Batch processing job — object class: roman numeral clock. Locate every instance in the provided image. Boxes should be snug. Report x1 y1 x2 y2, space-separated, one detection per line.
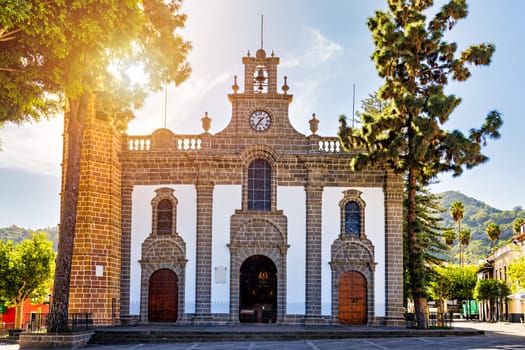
249 110 272 131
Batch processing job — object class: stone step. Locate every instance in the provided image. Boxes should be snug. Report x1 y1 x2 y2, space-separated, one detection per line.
88 327 484 345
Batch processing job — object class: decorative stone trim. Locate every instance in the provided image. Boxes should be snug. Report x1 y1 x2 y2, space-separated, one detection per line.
338 189 366 239
229 212 288 323
150 187 179 236
330 236 376 325
139 234 187 322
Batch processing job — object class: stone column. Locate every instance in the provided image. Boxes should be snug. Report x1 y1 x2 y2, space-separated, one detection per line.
119 184 133 320
304 183 323 322
383 171 405 325
193 181 214 323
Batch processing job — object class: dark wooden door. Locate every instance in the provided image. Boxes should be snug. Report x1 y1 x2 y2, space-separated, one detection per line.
148 269 178 322
339 271 367 324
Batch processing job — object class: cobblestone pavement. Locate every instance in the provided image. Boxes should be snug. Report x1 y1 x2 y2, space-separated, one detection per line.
1 321 524 350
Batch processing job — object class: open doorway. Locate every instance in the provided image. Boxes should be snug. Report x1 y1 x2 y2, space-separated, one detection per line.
239 255 277 323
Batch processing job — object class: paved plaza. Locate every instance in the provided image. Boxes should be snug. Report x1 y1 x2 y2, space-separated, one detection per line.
1 321 524 350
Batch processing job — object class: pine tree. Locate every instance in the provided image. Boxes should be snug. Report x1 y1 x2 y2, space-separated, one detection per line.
339 0 502 328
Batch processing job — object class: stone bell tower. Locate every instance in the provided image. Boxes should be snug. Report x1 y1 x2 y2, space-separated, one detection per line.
62 95 123 325
224 45 294 137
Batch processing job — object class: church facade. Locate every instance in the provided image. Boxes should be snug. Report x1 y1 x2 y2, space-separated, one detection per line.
64 47 404 326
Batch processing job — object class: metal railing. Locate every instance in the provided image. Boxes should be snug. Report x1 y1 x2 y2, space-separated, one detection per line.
27 313 48 332
70 313 93 332
18 312 93 333
406 311 454 328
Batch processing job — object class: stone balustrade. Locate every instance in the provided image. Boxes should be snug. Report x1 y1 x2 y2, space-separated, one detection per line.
128 136 151 151
318 138 341 153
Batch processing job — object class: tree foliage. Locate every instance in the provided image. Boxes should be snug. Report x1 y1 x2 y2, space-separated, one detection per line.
485 222 501 248
339 0 502 328
507 256 525 293
428 264 477 323
0 233 55 329
459 229 471 246
0 0 62 124
443 229 455 246
450 201 465 232
513 218 525 235
403 184 448 305
429 264 477 301
474 278 510 322
1 0 191 332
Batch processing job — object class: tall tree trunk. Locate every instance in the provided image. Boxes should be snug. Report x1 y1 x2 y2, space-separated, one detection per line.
14 301 23 329
47 94 89 333
407 167 428 328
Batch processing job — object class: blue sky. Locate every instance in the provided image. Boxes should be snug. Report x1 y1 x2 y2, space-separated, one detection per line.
1 0 524 229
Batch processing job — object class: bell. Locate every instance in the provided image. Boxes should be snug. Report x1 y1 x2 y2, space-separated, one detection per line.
255 68 265 83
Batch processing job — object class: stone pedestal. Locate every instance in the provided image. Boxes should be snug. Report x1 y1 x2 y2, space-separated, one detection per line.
19 331 94 349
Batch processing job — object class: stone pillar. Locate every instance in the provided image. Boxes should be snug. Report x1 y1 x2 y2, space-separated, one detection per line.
383 171 405 325
119 184 133 321
67 95 123 325
193 181 214 323
304 183 323 322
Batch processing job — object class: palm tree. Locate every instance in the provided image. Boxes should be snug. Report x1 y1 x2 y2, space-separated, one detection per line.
443 229 456 247
443 229 456 263
512 218 525 236
450 201 465 266
485 222 501 250
459 229 471 266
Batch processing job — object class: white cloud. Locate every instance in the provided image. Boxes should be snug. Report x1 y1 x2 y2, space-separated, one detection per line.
0 117 63 176
282 27 343 69
127 71 232 135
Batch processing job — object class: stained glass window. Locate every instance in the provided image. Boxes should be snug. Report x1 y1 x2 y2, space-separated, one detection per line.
344 201 360 235
248 159 271 211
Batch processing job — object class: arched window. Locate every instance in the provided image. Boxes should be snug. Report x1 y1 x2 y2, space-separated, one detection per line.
157 199 173 235
344 201 361 235
339 190 365 238
248 159 271 211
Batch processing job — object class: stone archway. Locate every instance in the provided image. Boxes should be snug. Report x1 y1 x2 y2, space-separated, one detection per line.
239 255 277 323
330 237 375 324
148 269 178 322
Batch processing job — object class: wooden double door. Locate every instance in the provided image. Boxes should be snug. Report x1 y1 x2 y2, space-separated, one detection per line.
148 269 178 322
338 271 367 324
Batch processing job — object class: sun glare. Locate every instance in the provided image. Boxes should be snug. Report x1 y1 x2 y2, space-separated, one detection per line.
108 61 149 86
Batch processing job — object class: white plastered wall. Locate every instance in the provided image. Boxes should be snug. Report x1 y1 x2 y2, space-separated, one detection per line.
277 186 306 314
129 185 197 315
211 185 242 313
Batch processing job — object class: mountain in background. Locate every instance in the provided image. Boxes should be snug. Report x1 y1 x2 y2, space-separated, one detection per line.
437 191 524 264
0 191 523 265
0 225 58 251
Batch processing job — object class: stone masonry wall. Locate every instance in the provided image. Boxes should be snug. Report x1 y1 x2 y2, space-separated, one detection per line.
67 97 122 325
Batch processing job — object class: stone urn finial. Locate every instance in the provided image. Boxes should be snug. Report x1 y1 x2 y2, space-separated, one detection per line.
201 112 212 133
282 76 289 95
309 113 319 135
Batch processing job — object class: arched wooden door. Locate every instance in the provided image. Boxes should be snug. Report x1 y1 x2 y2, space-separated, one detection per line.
339 271 367 324
148 269 178 322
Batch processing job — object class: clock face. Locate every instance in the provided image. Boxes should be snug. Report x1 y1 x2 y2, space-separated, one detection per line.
249 110 272 131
